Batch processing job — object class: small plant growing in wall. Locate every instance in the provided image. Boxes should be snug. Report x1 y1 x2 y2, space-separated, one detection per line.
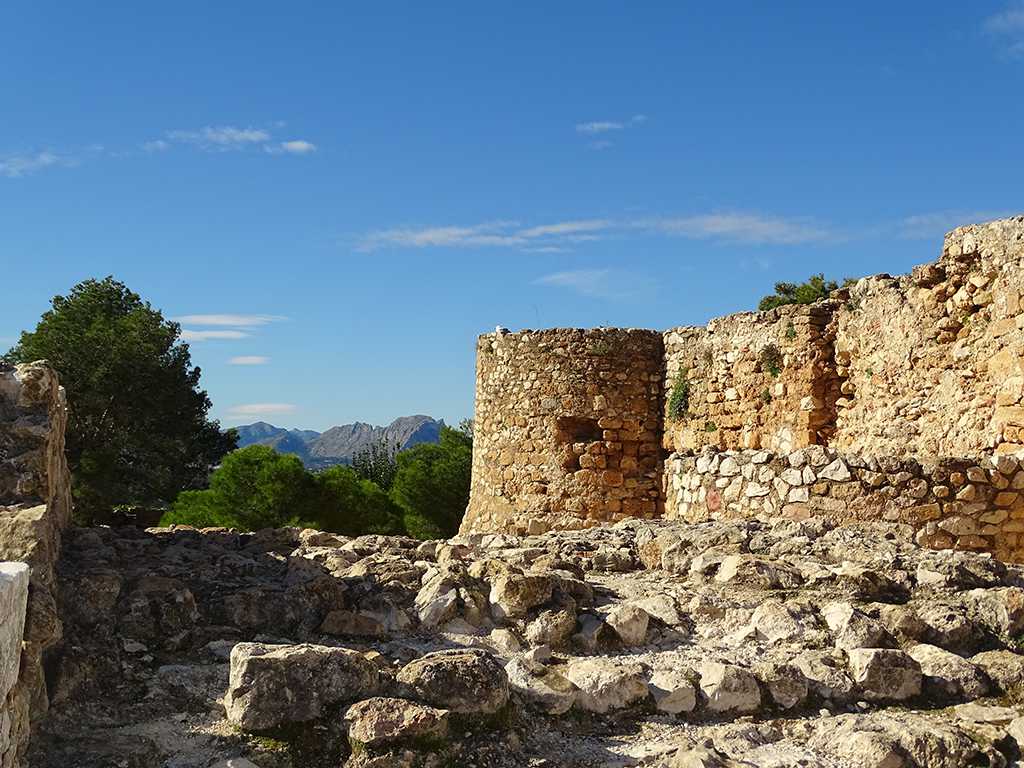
704 420 718 432
760 387 772 405
668 368 690 420
784 321 796 341
759 343 783 378
587 339 613 356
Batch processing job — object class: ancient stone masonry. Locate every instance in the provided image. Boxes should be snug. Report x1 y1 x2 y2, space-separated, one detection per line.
0 362 71 768
665 446 1024 562
663 302 841 455
834 216 1024 458
464 215 1024 550
461 328 664 535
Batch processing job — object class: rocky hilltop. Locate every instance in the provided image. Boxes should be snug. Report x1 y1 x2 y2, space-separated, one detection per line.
27 516 1024 767
235 415 443 468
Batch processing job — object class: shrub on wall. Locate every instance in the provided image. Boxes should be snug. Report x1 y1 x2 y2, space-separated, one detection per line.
667 369 690 420
757 273 854 311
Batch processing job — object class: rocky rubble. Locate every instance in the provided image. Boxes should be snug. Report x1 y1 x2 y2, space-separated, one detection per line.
27 515 1024 767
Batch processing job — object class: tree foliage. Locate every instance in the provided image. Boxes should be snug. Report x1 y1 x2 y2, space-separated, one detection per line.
757 273 854 312
390 426 472 539
160 445 404 535
4 277 236 522
351 437 399 491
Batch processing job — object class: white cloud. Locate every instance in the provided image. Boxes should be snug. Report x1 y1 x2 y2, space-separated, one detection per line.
143 139 170 153
360 212 837 251
0 151 63 178
180 329 251 341
518 219 612 238
984 2 1024 57
227 403 298 417
534 269 653 299
174 314 285 327
589 140 614 151
630 114 648 124
279 140 317 154
167 125 271 150
229 356 270 365
650 213 833 245
576 121 624 134
897 210 1013 240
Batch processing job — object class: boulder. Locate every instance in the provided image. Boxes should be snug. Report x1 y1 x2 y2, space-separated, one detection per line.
821 602 890 650
224 643 379 731
755 661 808 710
750 600 816 643
563 657 649 713
504 657 578 714
847 649 921 701
489 574 553 620
525 607 577 648
970 649 1024 697
396 649 509 715
647 668 697 714
604 604 650 646
344 697 449 750
793 650 855 702
319 610 386 637
907 644 989 700
698 662 761 714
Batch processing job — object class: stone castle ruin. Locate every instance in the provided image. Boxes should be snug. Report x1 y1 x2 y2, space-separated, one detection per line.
463 215 1024 563
3 215 1024 767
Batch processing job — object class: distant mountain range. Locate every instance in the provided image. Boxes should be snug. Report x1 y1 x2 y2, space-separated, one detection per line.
234 415 444 469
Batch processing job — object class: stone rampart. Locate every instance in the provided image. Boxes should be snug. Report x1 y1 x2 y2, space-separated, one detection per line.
460 328 663 535
833 216 1024 458
0 362 71 768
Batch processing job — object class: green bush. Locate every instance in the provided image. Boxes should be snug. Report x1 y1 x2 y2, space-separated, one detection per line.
667 369 690 421
758 273 855 312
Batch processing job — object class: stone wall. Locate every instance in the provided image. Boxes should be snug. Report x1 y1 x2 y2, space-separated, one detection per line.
0 362 71 768
664 447 1024 562
663 302 840 455
460 328 664 535
833 216 1024 459
0 563 29 768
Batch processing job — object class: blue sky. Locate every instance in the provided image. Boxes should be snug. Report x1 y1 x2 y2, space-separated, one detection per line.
2 2 1022 431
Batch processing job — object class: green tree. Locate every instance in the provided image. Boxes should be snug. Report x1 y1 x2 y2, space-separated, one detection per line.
390 426 472 539
4 277 236 523
351 437 399 491
161 445 405 535
315 465 404 535
757 273 855 311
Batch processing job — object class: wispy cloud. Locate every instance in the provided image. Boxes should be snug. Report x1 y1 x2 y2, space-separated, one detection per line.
534 269 654 299
359 211 835 251
227 403 298 417
648 213 834 245
897 210 1014 239
279 140 317 155
229 356 270 365
984 2 1024 57
174 314 286 327
180 329 251 342
166 126 271 150
576 121 624 134
0 151 65 178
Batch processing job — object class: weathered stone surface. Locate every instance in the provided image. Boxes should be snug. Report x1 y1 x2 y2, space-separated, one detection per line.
344 697 448 750
698 662 760 713
488 574 553 620
563 657 649 713
604 604 649 646
908 644 989 700
647 668 697 714
396 649 509 715
224 643 379 730
847 649 921 701
504 657 577 715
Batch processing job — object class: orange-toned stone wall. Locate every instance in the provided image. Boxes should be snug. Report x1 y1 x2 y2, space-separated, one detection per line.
662 303 841 455
460 328 663 535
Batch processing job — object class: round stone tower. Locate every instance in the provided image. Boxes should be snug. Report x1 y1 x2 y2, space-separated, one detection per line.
460 327 665 535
